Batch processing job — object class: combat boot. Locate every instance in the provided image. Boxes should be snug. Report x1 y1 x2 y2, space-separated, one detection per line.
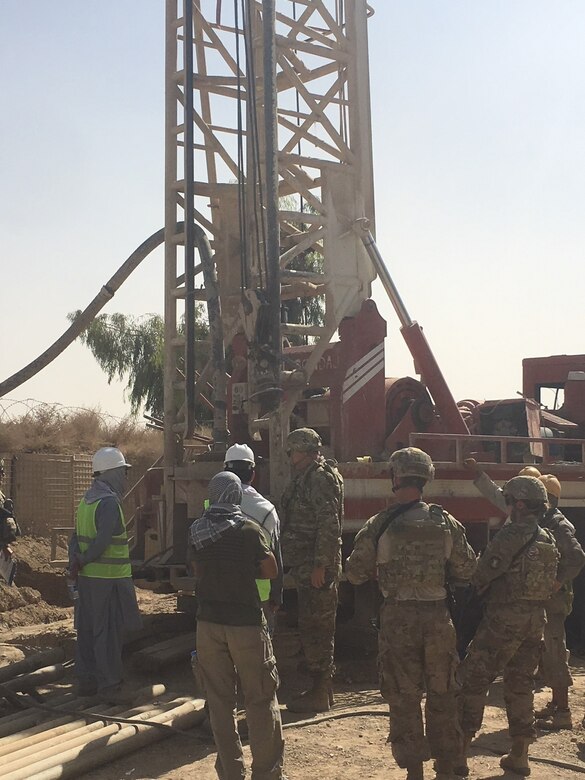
499 737 532 776
405 763 424 780
286 672 331 713
537 707 572 731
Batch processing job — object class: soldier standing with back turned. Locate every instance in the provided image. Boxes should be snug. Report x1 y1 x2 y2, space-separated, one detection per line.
280 428 343 713
346 447 477 780
457 476 559 777
465 460 585 731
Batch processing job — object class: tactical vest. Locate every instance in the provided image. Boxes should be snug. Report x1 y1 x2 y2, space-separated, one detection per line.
489 527 558 602
76 499 131 579
376 504 450 598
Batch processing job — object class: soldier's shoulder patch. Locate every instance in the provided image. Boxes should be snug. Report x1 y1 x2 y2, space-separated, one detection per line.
526 545 539 560
489 556 502 569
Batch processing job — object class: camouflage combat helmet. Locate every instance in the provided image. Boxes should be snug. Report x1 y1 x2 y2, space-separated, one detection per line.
287 427 322 452
389 447 435 482
503 475 547 503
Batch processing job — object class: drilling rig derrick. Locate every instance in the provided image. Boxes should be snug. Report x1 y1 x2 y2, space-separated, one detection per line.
163 0 377 552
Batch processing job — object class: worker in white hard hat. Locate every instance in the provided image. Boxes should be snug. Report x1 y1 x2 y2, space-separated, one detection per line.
68 447 142 703
224 444 283 636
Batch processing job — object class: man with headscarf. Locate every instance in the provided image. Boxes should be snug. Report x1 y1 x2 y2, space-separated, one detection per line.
224 443 283 636
68 447 142 702
190 471 285 780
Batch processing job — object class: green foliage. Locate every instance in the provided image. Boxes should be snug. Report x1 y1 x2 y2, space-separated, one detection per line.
279 195 325 345
284 248 325 345
68 310 210 418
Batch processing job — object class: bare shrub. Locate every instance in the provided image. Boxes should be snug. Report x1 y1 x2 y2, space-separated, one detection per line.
0 404 162 462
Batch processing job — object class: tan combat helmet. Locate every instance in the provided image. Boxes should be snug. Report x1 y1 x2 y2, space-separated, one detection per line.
287 428 322 453
503 475 547 503
539 474 561 499
389 447 435 483
518 465 542 478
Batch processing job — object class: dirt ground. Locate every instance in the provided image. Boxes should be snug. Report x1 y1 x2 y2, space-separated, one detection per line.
3 539 585 779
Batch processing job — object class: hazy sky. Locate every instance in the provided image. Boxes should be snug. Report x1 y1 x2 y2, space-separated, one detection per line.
2 1 585 421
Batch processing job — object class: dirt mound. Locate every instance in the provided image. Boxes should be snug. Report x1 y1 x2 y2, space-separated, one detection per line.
0 537 72 628
12 536 69 606
0 582 71 628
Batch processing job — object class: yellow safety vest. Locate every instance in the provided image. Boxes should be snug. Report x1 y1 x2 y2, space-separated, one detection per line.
76 498 131 579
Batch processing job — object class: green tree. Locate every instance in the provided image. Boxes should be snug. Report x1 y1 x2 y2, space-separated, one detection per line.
68 310 210 418
279 196 325 345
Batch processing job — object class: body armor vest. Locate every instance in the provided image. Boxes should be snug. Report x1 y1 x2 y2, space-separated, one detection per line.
376 504 450 599
489 527 558 602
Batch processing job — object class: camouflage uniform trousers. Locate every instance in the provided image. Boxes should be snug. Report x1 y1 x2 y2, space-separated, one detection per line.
458 601 546 739
378 599 461 768
541 601 573 688
291 567 338 676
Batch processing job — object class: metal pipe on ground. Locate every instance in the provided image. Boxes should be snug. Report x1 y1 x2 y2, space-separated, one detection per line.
2 664 65 693
0 695 101 739
0 685 171 757
6 698 206 780
1 701 176 777
0 694 186 771
0 649 65 684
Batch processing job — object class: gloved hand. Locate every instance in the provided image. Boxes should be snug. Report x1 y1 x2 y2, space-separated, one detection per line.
464 458 481 478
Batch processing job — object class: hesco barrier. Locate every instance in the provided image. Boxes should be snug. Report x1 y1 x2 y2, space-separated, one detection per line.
0 453 93 536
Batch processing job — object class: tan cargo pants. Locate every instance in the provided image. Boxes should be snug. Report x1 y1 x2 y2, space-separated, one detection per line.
196 620 285 780
378 599 461 767
458 601 545 739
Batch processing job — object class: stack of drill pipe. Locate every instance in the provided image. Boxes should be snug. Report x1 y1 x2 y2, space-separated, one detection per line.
0 684 167 748
0 694 101 738
133 632 195 672
0 648 65 684
1 695 206 780
1 664 65 694
0 689 176 771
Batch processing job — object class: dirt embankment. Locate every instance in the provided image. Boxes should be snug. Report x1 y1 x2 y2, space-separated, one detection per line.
0 536 72 629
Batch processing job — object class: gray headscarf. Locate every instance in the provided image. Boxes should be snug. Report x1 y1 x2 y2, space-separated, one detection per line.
208 470 243 507
189 471 246 550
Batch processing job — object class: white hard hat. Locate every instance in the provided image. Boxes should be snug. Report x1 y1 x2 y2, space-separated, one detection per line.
224 444 255 466
92 447 131 475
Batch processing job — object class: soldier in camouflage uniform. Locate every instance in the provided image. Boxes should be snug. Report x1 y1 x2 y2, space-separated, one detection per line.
346 447 477 780
280 428 343 713
457 476 559 777
465 461 585 731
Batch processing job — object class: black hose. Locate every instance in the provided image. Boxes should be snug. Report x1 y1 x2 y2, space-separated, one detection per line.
282 708 585 774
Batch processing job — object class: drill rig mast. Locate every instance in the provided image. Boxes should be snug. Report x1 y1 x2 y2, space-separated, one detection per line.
163 0 377 545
